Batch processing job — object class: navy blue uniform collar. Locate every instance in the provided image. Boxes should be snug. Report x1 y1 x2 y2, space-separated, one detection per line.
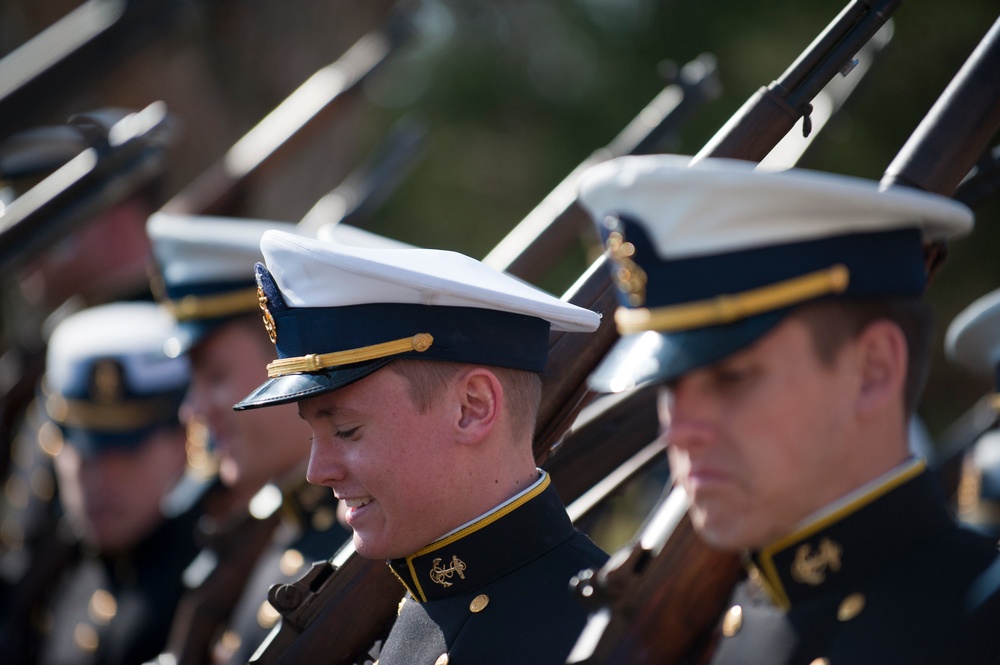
386 474 576 602
746 459 953 609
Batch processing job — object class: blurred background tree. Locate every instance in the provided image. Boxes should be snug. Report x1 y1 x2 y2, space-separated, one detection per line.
2 0 998 439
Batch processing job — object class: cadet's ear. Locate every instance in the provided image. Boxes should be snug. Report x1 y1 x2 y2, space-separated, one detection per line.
854 319 908 417
454 368 503 444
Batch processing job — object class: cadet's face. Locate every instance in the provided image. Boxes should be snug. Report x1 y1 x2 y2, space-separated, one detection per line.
659 317 859 551
54 427 187 555
182 321 311 495
301 367 457 560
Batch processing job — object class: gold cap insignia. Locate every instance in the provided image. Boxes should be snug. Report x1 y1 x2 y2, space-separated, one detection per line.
429 555 467 588
257 285 277 344
791 537 842 586
89 360 125 404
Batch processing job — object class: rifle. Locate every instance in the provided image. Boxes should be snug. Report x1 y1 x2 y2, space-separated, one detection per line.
158 5 414 218
567 10 1000 665
953 144 1000 211
692 0 901 164
481 53 721 286
0 103 172 273
296 113 427 235
247 54 721 665
0 0 201 140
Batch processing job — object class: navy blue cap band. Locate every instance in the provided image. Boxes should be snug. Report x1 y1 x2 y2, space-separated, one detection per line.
611 220 927 311
271 303 551 373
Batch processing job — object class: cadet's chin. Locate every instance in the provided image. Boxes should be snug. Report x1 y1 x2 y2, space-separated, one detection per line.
688 504 748 553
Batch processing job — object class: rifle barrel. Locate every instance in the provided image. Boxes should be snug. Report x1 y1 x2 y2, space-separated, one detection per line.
694 0 902 163
881 15 1000 196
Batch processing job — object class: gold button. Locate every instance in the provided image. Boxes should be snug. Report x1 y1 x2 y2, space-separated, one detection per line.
722 605 742 636
74 623 99 652
469 594 489 613
88 589 117 624
397 597 407 616
435 655 449 665
837 592 865 622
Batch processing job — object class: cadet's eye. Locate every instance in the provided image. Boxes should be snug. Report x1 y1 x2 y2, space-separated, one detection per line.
335 426 361 440
712 363 755 388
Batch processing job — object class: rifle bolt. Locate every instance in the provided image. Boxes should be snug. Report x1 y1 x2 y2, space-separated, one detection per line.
270 583 305 611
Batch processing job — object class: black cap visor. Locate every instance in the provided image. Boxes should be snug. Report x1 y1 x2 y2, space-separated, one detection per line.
587 310 788 393
233 357 394 410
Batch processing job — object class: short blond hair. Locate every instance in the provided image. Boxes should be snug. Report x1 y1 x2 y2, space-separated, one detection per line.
388 359 542 440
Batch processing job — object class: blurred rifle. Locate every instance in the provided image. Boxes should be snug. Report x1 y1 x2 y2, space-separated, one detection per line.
878 13 1000 498
481 53 721 285
0 0 201 140
247 53 722 665
0 103 171 273
692 0 901 164
297 113 427 235
159 7 414 218
567 10 1000 665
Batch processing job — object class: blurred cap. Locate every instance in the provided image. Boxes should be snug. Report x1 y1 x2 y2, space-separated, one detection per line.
234 230 601 410
43 301 190 457
945 287 1000 390
577 154 973 393
147 213 301 355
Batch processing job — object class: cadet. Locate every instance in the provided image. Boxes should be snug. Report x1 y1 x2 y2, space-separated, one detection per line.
0 301 200 665
576 154 1000 663
233 230 609 665
945 287 1000 539
145 213 370 665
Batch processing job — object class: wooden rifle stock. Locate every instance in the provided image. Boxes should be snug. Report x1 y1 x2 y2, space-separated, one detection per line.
886 14 1000 498
248 55 721 665
567 10 1000 665
880 14 1000 278
881 16 1000 197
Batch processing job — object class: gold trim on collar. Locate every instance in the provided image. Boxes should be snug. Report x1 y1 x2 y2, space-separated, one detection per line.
615 264 850 335
163 287 260 322
404 473 551 602
753 458 926 610
266 333 434 378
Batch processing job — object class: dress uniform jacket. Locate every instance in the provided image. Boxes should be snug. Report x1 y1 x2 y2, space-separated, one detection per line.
707 459 1000 665
33 495 204 665
375 473 608 665
174 482 350 664
182 478 352 665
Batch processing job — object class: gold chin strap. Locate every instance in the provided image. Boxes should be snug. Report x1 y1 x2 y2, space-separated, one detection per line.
45 394 179 431
615 264 850 334
266 333 434 378
164 287 260 321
